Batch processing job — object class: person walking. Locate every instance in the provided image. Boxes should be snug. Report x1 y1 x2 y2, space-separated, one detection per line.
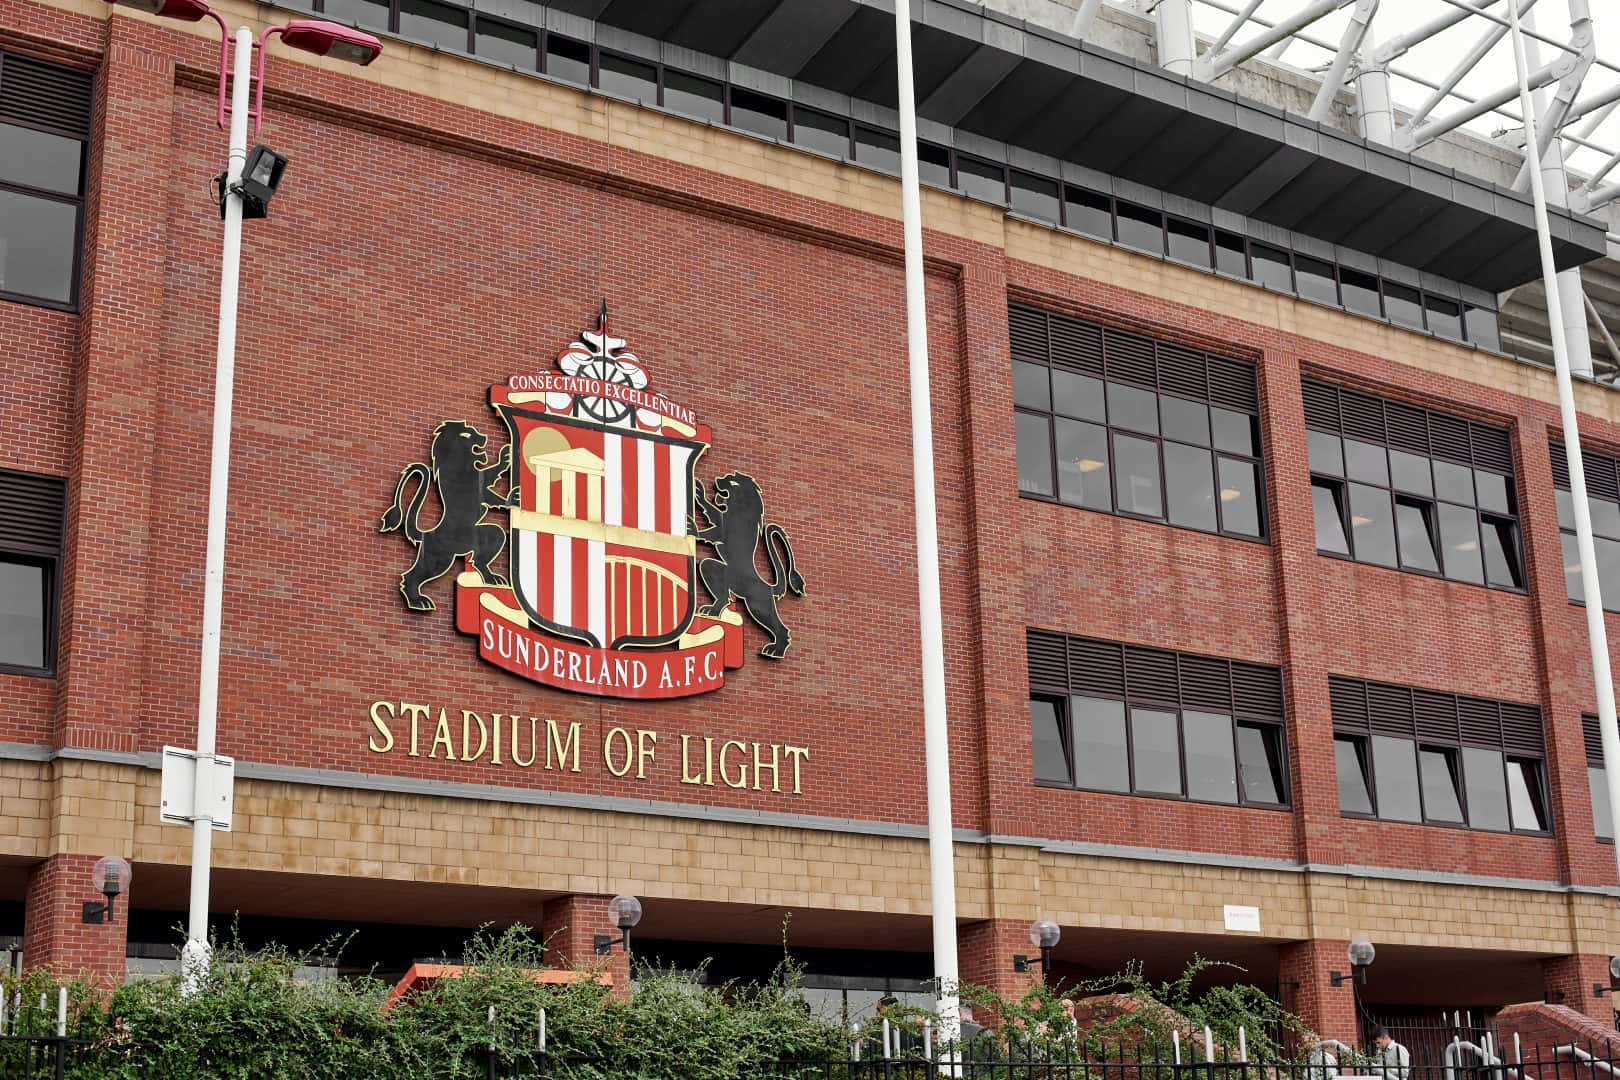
1372 1026 1411 1080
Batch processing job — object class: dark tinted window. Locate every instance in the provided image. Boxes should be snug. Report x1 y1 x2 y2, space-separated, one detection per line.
1012 305 1264 540
0 58 89 308
1065 187 1111 239
1071 695 1129 792
1167 219 1211 266
729 87 787 140
325 0 388 28
0 469 64 675
1115 201 1163 253
918 142 950 188
0 560 45 670
1011 172 1060 223
1250 244 1291 291
597 52 656 101
1331 676 1549 834
1465 305 1501 351
1027 630 1289 809
663 70 724 122
1385 281 1423 328
957 155 1004 202
1295 256 1337 304
1215 231 1246 276
792 107 849 157
544 33 591 84
1029 698 1071 784
1340 267 1381 317
854 127 900 173
475 18 537 68
1425 293 1463 339
1308 380 1523 589
399 0 468 50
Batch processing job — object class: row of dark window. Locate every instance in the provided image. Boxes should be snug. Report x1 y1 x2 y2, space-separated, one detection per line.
0 468 65 676
1026 630 1289 809
0 52 91 309
296 5 1500 349
1010 306 1265 540
1304 380 1525 590
1550 442 1620 614
1330 676 1549 834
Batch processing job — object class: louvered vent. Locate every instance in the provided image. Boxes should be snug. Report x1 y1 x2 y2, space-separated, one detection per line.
1427 413 1472 467
1207 356 1258 413
1155 342 1207 401
1231 662 1284 717
1499 704 1545 756
1026 629 1067 692
1329 676 1369 730
1124 645 1178 703
0 52 93 140
0 469 66 557
1008 305 1047 364
1551 441 1570 487
1177 654 1232 711
1338 390 1385 443
1384 401 1429 456
1048 316 1104 376
1586 714 1605 767
1470 424 1513 474
1412 690 1458 743
1104 329 1156 389
1587 453 1620 503
1300 380 1338 433
1068 637 1125 698
1457 697 1502 749
1367 682 1415 737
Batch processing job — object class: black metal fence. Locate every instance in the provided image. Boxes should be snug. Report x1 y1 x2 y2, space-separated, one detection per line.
0 1034 102 1080
483 1040 1620 1080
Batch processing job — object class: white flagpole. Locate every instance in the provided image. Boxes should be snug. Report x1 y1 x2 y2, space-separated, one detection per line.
891 0 962 1049
1507 0 1620 881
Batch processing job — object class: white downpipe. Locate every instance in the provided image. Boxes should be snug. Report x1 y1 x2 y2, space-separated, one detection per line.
181 24 252 994
891 0 961 1054
1523 7 1595 380
1510 0 1620 891
1155 0 1196 76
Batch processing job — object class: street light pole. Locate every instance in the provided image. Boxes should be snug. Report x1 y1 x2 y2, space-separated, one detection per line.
181 23 253 991
1507 0 1620 885
891 0 962 1051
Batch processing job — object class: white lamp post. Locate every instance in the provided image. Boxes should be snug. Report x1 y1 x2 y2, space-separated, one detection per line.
101 0 380 988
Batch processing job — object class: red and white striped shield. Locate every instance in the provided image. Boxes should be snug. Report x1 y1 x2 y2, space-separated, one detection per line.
495 403 708 650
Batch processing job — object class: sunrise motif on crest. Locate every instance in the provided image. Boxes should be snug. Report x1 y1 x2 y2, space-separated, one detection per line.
379 304 806 699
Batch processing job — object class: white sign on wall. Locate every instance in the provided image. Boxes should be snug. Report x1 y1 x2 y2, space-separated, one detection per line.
1223 904 1261 933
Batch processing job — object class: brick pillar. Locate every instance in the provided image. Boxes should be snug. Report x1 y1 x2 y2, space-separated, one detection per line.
1280 939 1358 1047
1542 954 1615 1023
959 918 1042 1021
22 854 128 989
541 894 629 996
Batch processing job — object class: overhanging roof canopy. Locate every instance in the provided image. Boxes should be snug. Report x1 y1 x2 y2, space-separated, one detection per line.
550 0 1608 294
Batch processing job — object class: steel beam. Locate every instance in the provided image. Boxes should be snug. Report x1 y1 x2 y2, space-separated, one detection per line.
1206 0 1264 58
1194 0 1352 82
1400 0 1540 135
1308 0 1377 123
1373 0 1504 65
1071 0 1104 40
1406 62 1560 149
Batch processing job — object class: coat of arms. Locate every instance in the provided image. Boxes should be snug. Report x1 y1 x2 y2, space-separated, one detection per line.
380 304 805 698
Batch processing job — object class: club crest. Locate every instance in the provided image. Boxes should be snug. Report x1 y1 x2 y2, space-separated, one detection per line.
379 304 806 698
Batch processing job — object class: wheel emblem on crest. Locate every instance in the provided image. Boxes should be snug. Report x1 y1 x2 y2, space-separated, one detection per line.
379 304 806 699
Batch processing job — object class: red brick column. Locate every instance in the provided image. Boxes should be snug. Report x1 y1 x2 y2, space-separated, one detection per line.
22 854 128 989
541 894 629 996
959 918 1042 1020
1279 939 1357 1047
1543 954 1615 1023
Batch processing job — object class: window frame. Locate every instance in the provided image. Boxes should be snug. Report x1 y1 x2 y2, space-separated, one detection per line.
1013 309 1268 543
1551 442 1620 613
0 469 66 678
1330 676 1551 836
1027 632 1290 812
1305 380 1525 592
1582 713 1614 843
0 57 92 313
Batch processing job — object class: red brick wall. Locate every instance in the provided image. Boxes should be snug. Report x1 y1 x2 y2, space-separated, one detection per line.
2 0 1620 894
21 854 128 988
541 894 628 995
1279 938 1358 1046
1497 996 1620 1054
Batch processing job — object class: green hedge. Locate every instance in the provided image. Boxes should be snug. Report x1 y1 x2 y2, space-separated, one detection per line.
0 928 1308 1079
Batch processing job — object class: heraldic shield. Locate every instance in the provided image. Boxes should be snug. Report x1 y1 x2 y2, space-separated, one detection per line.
495 403 706 650
382 304 804 699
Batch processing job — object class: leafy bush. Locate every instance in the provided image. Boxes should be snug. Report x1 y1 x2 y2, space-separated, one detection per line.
6 930 1311 1078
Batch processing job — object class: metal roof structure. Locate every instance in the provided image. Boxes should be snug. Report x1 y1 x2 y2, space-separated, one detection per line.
548 0 1606 297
